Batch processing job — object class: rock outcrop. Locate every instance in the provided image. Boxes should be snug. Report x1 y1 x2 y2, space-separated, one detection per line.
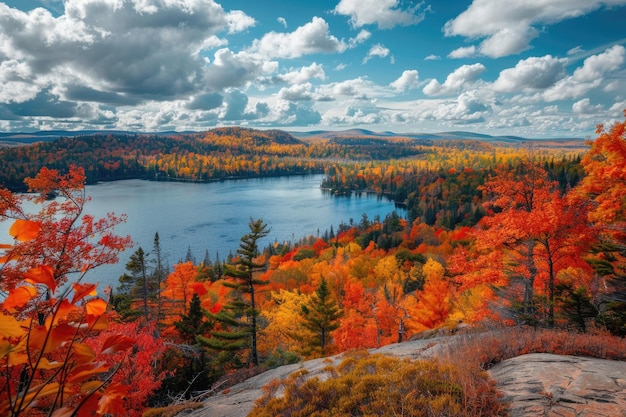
490 353 626 417
184 336 626 417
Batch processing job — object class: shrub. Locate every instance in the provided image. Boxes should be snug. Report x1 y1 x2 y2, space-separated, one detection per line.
249 350 504 417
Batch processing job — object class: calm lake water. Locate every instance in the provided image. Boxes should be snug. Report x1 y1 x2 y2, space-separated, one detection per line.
1 175 404 288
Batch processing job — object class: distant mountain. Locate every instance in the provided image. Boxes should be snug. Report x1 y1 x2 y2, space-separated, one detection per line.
289 129 585 144
0 127 585 147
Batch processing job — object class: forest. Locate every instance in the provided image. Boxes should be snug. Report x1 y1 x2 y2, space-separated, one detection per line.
0 114 625 416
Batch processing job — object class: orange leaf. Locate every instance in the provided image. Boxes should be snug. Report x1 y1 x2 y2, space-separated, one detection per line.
0 314 26 338
8 219 41 242
97 384 128 416
25 265 56 292
85 298 107 317
72 343 96 364
100 334 135 355
71 282 97 304
66 362 109 383
3 285 37 311
0 243 13 249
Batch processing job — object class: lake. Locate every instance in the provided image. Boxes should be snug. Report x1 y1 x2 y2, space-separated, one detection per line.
1 175 404 288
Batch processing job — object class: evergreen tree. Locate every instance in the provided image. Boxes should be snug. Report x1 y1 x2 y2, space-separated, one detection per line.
112 246 151 321
300 278 342 355
200 218 270 367
170 293 214 397
151 232 167 321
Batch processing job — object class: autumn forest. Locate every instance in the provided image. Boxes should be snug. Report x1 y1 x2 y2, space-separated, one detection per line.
1 115 625 416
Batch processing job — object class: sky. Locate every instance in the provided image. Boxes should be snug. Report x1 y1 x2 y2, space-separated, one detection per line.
0 1 625 138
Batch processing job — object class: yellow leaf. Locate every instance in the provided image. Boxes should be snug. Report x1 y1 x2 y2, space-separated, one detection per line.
8 219 41 242
0 313 26 338
85 298 107 317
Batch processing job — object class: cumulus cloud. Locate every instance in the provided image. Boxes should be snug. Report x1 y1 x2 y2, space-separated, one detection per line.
204 48 274 91
493 55 566 92
572 98 603 114
276 63 326 84
221 89 267 120
277 17 287 28
423 63 486 96
322 77 381 99
273 100 322 126
543 45 625 101
186 92 223 110
389 70 419 92
0 0 256 109
363 44 390 64
248 17 349 59
277 83 315 101
333 0 428 29
444 0 626 57
448 46 477 59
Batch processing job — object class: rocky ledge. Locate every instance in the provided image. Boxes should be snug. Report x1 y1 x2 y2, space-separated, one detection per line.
183 336 626 417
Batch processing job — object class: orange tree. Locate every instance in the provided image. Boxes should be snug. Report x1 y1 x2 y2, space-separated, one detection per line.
579 112 626 334
0 166 136 416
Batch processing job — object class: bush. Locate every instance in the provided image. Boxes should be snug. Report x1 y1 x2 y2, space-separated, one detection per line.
249 350 504 417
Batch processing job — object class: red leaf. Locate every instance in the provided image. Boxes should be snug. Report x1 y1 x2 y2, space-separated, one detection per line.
100 334 135 355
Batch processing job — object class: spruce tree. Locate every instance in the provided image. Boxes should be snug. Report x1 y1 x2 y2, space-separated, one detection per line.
301 277 342 355
200 218 270 367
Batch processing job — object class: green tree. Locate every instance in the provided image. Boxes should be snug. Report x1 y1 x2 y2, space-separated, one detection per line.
201 218 270 367
113 247 151 321
151 232 167 321
301 278 342 355
172 293 213 395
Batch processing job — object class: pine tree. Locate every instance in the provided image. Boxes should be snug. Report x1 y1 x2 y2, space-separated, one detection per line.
151 232 167 321
112 247 151 321
200 218 270 367
301 278 342 355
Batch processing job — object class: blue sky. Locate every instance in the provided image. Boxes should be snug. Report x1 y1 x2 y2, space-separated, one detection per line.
1 0 625 138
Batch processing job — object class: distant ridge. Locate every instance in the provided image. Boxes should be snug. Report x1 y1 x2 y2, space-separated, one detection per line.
0 127 585 145
289 129 585 143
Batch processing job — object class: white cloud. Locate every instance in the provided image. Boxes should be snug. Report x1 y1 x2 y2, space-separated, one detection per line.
423 63 486 96
248 17 348 59
320 77 381 99
567 45 584 56
363 44 390 64
444 0 626 57
333 0 427 29
572 98 603 114
277 17 287 28
389 70 419 92
448 45 477 59
0 0 255 107
493 55 566 92
276 63 326 84
425 54 441 61
543 45 625 101
277 83 314 101
226 10 256 34
349 30 371 47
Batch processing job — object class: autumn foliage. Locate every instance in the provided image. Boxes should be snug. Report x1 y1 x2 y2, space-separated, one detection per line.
0 167 137 416
1 113 625 415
